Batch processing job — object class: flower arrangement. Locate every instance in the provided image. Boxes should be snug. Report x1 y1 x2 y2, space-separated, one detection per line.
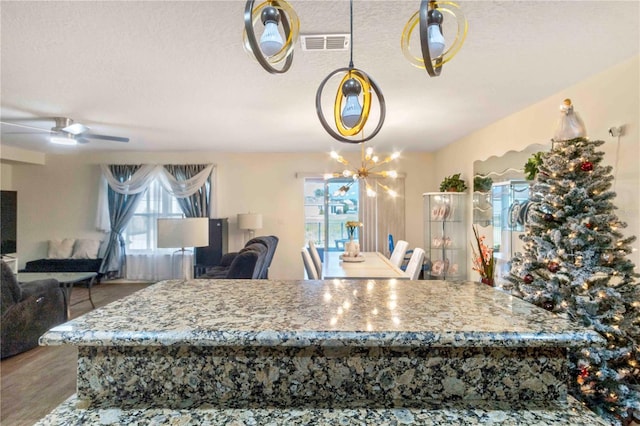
471 225 495 286
345 221 362 240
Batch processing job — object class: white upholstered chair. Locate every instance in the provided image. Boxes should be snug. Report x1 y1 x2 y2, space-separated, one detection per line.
308 240 323 278
301 247 319 279
404 247 425 280
389 240 409 268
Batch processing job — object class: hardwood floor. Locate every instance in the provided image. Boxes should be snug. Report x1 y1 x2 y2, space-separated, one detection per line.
1 281 152 426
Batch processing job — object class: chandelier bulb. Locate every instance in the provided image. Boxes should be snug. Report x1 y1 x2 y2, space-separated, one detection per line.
259 6 284 57
343 170 353 177
372 155 379 163
426 9 445 58
365 147 374 157
341 78 363 128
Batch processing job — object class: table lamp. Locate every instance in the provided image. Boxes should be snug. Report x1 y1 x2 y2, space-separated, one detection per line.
237 213 262 242
157 217 209 280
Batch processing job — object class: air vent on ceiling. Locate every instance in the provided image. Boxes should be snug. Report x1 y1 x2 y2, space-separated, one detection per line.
300 34 350 51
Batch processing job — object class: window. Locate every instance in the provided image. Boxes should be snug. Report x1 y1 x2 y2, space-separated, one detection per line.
303 177 360 255
123 179 184 252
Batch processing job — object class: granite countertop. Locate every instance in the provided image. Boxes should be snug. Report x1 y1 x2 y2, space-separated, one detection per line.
40 279 604 348
36 395 609 425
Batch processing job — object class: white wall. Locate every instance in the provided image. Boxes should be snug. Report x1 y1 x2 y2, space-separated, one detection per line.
434 55 640 272
10 150 435 279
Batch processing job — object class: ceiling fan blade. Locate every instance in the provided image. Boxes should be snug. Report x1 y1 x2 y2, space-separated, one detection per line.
0 120 49 132
84 133 129 143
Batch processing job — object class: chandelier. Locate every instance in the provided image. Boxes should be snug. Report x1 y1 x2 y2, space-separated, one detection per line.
324 144 400 197
401 0 468 77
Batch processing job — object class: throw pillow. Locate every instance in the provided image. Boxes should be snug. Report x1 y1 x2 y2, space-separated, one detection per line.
71 239 101 259
47 238 75 259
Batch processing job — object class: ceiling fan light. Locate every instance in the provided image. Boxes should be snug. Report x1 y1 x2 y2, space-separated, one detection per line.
62 123 89 135
50 133 77 145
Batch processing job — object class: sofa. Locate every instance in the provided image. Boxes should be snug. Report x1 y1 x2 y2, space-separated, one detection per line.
23 258 104 283
22 238 105 282
1 261 67 359
200 236 278 279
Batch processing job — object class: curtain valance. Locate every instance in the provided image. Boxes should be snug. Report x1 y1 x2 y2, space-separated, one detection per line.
99 164 213 197
96 163 214 232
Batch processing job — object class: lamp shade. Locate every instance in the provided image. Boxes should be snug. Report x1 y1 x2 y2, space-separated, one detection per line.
157 218 209 249
237 213 263 231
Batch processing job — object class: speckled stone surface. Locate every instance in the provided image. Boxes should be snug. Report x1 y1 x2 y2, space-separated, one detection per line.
40 279 604 349
36 394 608 425
37 279 607 424
76 345 567 409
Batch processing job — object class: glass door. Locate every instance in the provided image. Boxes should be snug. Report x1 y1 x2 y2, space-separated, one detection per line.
304 178 360 257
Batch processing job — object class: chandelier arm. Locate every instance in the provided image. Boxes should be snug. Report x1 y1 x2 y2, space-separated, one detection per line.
244 0 294 74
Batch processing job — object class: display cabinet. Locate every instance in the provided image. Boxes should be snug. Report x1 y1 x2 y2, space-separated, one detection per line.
491 180 531 287
423 192 467 280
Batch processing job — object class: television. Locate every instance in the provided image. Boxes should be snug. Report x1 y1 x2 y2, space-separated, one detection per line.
0 190 17 255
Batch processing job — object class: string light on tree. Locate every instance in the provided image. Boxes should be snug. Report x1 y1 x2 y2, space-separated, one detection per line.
507 99 640 424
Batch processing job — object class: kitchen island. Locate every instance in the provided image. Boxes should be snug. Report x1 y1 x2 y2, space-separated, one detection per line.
37 279 607 425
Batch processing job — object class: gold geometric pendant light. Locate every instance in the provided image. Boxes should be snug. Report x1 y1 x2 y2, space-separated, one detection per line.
243 0 300 74
401 0 468 77
315 0 386 143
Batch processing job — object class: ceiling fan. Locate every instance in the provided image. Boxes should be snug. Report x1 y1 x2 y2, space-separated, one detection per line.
0 117 129 145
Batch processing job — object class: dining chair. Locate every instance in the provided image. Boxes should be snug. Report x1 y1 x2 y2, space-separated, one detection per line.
301 247 319 279
389 240 409 268
308 240 323 278
404 247 425 280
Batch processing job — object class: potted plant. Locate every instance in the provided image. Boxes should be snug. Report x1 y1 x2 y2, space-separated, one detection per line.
473 176 493 193
439 173 468 192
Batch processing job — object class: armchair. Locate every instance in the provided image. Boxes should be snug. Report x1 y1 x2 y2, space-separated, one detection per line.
199 235 278 280
1 261 67 358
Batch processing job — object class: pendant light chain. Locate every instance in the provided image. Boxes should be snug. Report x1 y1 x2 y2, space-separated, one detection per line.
349 0 354 69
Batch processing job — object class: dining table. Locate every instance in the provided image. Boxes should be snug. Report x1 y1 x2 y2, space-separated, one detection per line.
322 251 409 280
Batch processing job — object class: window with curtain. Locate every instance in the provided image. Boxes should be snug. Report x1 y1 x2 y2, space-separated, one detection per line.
122 179 184 253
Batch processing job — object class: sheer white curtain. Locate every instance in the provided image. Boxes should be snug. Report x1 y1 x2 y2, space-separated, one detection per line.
360 177 406 255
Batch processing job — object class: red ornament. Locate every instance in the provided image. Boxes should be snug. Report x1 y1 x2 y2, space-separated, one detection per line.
580 161 593 172
548 261 560 273
585 222 593 229
523 274 534 284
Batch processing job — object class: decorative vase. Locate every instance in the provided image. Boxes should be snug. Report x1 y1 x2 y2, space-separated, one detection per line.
345 238 360 257
481 277 494 287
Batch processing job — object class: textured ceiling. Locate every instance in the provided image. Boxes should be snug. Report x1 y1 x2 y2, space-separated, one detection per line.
1 1 638 154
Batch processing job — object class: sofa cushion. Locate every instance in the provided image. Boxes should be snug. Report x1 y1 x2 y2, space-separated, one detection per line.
47 238 75 259
71 239 101 259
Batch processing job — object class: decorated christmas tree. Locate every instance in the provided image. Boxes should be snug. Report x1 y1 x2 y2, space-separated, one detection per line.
508 99 640 425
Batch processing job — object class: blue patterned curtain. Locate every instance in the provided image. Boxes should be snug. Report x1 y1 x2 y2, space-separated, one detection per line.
99 165 147 275
163 164 211 218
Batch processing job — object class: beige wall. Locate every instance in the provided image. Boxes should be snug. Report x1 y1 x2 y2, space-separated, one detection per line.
9 150 435 278
4 56 638 279
434 55 640 272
